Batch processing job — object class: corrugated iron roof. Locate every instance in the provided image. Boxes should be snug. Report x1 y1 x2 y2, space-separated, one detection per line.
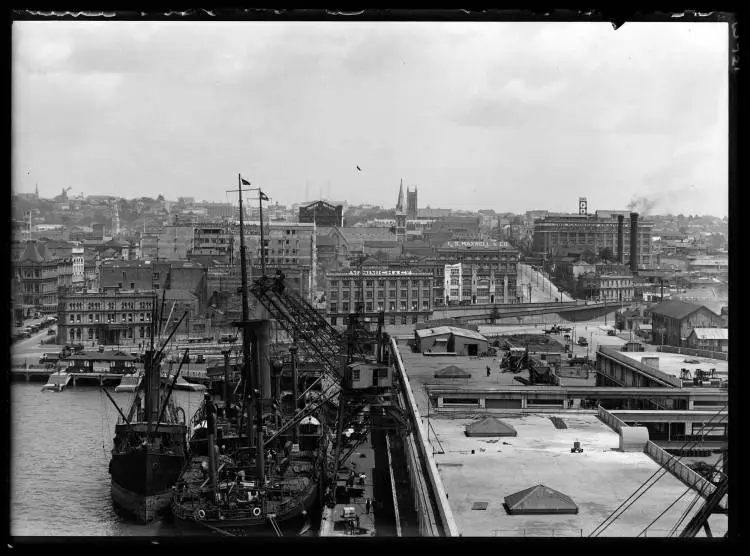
415 326 487 342
690 328 728 340
647 300 709 320
504 484 578 515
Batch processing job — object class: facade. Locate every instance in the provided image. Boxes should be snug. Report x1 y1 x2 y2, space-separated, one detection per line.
595 274 634 303
432 241 519 305
15 242 63 316
191 223 234 263
72 246 85 288
532 214 653 266
443 263 463 304
154 226 194 260
326 267 434 326
194 202 235 219
299 201 344 227
57 290 157 347
648 300 725 347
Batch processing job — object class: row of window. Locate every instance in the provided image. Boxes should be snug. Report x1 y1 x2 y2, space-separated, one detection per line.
65 326 146 341
65 300 151 311
329 301 430 313
329 279 431 288
68 312 152 324
331 314 429 326
329 290 430 300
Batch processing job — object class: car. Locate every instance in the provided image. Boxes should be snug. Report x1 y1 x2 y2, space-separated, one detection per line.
577 337 588 346
47 329 56 335
607 330 617 336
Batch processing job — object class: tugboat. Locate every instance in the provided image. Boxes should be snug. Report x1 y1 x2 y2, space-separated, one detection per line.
103 300 190 522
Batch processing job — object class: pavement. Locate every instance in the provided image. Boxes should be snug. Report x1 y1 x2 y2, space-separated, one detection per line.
517 263 575 303
429 412 727 537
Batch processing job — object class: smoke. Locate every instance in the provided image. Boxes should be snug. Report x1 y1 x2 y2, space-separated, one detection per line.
626 195 659 217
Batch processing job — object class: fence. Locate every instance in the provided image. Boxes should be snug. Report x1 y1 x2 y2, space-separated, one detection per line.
643 440 717 498
656 345 727 361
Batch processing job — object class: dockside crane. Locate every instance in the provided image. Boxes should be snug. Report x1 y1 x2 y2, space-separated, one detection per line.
248 275 409 503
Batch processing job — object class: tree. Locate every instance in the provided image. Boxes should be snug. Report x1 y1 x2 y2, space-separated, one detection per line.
598 247 614 263
581 249 596 264
156 194 165 203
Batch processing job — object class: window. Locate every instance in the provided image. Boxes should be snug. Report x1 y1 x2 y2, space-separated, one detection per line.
412 315 418 324
88 328 93 340
400 280 408 287
330 302 338 313
412 289 419 298
342 302 349 313
400 290 408 298
389 302 396 311
343 291 350 299
423 300 429 309
331 316 337 326
390 316 396 325
352 369 360 381
366 280 374 287
389 290 396 299
377 290 385 299
378 280 385 287
389 280 397 287
377 302 384 311
330 291 339 300
130 282 135 289
400 301 407 311
366 290 373 299
401 316 407 325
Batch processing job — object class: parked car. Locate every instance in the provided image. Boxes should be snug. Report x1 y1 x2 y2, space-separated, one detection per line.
577 337 588 346
607 330 617 336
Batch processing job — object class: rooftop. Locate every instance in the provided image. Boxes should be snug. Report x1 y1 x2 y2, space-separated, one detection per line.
415 326 488 342
430 412 726 536
647 300 715 320
617 350 728 378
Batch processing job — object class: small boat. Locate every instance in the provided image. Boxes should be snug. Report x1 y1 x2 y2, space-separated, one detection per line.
41 372 71 392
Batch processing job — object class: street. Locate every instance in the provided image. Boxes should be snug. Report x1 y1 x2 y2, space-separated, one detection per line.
517 263 575 303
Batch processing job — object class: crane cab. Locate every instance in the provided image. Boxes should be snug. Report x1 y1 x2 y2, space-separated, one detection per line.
344 362 391 391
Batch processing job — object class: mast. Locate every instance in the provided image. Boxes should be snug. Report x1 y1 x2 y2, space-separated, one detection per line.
258 189 266 277
237 175 255 453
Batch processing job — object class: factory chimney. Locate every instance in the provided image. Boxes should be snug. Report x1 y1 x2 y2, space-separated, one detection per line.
629 212 639 273
617 214 625 264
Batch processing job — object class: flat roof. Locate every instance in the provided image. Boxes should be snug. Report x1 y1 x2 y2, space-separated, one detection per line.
431 413 727 537
617 350 728 378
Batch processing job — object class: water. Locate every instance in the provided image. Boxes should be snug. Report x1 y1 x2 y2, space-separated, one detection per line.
11 382 205 536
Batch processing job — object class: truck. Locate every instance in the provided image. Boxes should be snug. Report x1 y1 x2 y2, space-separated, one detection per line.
577 337 588 346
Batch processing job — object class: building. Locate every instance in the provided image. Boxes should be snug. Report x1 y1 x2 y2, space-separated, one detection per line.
193 202 235 219
57 290 157 347
595 274 634 303
191 223 234 263
414 326 489 356
326 267 434 326
15 241 64 316
72 246 85 289
686 328 728 353
432 241 519 305
532 213 653 266
238 221 315 269
153 225 194 260
647 300 725 347
299 200 344 227
406 187 418 220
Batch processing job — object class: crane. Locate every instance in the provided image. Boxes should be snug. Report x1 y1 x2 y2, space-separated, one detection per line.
248 275 409 503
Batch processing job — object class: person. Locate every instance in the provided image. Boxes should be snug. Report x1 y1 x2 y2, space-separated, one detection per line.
486 365 491 377
365 498 371 514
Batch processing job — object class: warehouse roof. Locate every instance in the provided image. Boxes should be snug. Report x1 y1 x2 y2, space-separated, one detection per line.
504 484 578 515
647 300 716 320
689 328 728 340
415 326 487 342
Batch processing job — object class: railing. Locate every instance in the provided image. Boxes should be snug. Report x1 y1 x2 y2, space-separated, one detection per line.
597 406 628 434
643 440 718 499
493 528 584 537
656 345 727 361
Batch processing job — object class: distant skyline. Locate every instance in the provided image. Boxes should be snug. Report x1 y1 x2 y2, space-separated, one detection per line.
13 21 728 216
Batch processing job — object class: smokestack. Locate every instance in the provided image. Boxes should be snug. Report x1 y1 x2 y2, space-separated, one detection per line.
617 215 625 264
629 212 639 273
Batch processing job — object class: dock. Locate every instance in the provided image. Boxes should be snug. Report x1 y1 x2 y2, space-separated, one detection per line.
319 433 377 537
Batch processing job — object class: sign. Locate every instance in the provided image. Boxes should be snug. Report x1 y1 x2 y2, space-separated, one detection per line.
445 241 495 248
343 269 415 276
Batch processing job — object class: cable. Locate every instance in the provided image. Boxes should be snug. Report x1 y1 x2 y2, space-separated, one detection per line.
591 411 727 537
589 405 727 537
637 485 692 537
667 452 727 537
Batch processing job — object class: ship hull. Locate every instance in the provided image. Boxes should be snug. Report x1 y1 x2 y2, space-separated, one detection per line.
172 483 318 536
111 478 174 523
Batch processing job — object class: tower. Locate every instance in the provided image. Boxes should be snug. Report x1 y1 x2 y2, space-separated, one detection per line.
112 200 121 238
578 197 588 215
395 179 406 242
406 186 418 220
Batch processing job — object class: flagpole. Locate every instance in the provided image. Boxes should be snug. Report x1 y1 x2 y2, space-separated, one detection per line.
258 189 266 277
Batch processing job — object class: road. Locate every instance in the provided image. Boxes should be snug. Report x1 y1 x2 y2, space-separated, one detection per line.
517 263 575 303
11 326 61 365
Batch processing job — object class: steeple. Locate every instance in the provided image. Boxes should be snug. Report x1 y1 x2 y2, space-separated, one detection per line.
396 178 405 214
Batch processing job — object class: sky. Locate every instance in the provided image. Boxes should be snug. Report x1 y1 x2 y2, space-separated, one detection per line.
12 20 729 216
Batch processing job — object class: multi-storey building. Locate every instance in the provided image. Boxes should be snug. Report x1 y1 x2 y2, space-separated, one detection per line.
57 290 157 346
532 213 653 266
15 241 64 316
191 223 234 263
154 225 194 260
194 202 235 219
238 221 315 270
326 267 434 326
72 246 85 288
431 240 519 305
299 200 344 227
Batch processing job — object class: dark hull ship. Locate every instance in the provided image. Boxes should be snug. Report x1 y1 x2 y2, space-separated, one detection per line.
105 302 190 523
171 177 329 536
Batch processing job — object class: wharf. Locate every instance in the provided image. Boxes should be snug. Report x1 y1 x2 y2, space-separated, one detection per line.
319 434 377 537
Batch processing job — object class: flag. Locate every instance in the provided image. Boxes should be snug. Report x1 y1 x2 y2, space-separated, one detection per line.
241 178 251 186
259 191 269 201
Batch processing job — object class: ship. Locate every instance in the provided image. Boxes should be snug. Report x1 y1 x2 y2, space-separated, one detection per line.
103 297 191 523
171 176 329 536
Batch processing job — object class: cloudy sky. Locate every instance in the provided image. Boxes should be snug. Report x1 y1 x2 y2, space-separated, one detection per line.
13 21 728 216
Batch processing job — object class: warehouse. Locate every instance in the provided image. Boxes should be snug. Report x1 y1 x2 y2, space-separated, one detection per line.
414 326 489 356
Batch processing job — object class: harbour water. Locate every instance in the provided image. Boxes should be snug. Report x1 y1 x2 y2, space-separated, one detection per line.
11 382 205 536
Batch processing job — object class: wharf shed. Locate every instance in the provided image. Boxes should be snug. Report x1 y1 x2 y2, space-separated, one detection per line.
647 300 724 348
414 326 489 356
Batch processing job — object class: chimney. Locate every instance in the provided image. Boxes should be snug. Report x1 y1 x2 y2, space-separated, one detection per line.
617 214 625 264
629 212 639 273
